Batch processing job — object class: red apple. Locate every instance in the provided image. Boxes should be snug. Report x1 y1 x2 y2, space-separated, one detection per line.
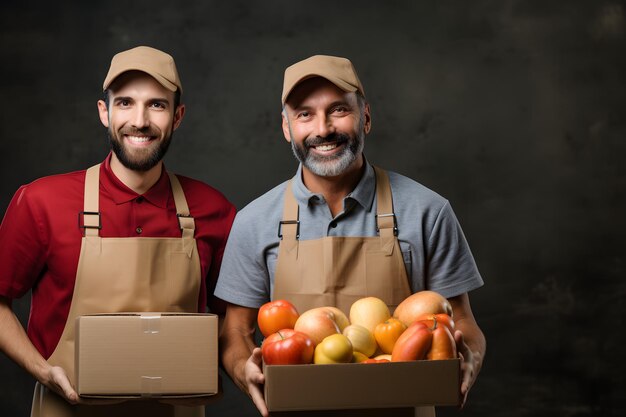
261 329 314 365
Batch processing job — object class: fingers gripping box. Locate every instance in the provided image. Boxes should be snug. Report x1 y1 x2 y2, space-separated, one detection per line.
75 313 217 398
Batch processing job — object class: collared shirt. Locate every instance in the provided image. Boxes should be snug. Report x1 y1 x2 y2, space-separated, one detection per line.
215 162 483 309
0 153 236 358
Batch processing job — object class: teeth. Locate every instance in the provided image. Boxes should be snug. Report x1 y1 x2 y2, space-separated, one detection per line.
127 135 151 143
315 144 337 151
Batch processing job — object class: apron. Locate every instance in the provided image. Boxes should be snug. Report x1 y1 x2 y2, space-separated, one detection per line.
273 166 434 417
30 164 204 417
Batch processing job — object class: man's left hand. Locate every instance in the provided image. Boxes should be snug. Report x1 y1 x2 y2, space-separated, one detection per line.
454 329 477 408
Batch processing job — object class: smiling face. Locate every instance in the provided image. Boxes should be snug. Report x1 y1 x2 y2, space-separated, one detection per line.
282 77 371 178
97 71 184 172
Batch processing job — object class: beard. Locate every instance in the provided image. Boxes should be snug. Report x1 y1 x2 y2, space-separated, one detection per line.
290 130 365 177
107 126 172 172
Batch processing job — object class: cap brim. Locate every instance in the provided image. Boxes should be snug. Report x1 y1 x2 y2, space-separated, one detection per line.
103 64 179 93
282 73 358 105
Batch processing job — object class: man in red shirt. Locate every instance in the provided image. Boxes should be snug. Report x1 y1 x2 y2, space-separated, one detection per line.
0 46 235 416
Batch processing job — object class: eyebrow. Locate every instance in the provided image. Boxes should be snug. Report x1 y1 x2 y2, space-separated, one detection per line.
113 96 171 105
291 99 352 112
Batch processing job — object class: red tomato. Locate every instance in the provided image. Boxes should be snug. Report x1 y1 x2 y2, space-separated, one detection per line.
257 299 300 337
391 321 433 362
261 329 315 365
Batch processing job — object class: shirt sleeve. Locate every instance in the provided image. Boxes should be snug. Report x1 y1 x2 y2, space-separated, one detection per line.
425 201 484 298
0 185 48 299
214 210 272 309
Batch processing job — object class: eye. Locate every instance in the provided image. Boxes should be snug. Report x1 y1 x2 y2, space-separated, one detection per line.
117 99 131 107
296 110 310 119
150 102 167 109
332 106 348 114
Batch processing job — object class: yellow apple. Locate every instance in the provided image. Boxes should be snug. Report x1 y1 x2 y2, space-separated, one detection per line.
342 324 377 358
314 334 353 364
349 296 391 333
294 306 350 345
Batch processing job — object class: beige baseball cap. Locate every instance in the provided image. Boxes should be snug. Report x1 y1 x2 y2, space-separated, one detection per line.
281 55 365 105
102 46 183 93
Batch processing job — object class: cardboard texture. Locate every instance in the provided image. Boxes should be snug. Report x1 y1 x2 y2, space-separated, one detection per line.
75 313 218 397
264 359 460 412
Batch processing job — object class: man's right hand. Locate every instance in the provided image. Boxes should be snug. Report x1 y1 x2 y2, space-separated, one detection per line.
44 365 79 404
245 347 268 417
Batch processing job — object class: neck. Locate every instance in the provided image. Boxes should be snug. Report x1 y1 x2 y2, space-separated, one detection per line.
110 154 163 195
301 155 365 217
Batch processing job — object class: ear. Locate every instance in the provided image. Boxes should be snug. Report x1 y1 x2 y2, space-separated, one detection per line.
173 104 186 131
281 110 292 143
362 102 372 134
97 100 109 128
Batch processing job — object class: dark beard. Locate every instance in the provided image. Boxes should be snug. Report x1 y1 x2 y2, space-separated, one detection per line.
107 129 172 172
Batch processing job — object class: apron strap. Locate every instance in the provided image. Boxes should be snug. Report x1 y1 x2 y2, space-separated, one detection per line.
279 181 299 254
279 168 397 256
168 172 196 257
80 165 196 256
80 164 102 237
374 166 397 256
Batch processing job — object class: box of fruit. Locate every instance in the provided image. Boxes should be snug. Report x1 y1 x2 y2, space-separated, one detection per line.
259 293 462 411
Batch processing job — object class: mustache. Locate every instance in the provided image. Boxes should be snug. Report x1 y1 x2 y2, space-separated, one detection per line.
304 132 351 148
119 126 160 137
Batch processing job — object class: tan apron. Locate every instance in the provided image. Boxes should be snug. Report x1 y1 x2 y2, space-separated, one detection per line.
30 164 204 417
273 167 434 417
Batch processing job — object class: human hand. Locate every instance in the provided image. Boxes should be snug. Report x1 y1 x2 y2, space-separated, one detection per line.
44 365 127 406
43 365 79 404
454 330 477 408
245 347 268 417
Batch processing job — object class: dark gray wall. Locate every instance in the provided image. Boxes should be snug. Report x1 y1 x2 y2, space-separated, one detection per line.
1 1 625 416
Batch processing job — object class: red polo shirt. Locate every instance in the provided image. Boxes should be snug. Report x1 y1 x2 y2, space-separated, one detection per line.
0 154 236 359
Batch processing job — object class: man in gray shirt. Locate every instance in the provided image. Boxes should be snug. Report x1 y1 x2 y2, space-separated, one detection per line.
215 55 486 417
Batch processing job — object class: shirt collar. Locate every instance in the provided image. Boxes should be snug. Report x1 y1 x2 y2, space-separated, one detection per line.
291 158 376 211
100 152 171 208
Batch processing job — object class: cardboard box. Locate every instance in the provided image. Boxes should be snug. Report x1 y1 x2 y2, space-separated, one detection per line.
264 359 460 412
75 312 218 398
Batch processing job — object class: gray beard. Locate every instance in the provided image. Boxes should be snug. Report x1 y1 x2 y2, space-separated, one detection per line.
291 131 364 177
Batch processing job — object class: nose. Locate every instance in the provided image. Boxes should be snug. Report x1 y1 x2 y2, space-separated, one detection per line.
315 113 335 138
131 107 150 129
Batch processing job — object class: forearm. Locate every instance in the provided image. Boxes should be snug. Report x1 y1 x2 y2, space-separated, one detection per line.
0 296 50 383
218 305 259 393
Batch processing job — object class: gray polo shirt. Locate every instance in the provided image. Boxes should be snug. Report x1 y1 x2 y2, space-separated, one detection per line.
215 162 483 309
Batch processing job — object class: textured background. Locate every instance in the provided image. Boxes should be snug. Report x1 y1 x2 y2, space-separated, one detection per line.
1 1 625 416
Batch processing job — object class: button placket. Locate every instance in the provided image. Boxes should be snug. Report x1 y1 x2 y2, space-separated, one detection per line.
134 196 144 235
